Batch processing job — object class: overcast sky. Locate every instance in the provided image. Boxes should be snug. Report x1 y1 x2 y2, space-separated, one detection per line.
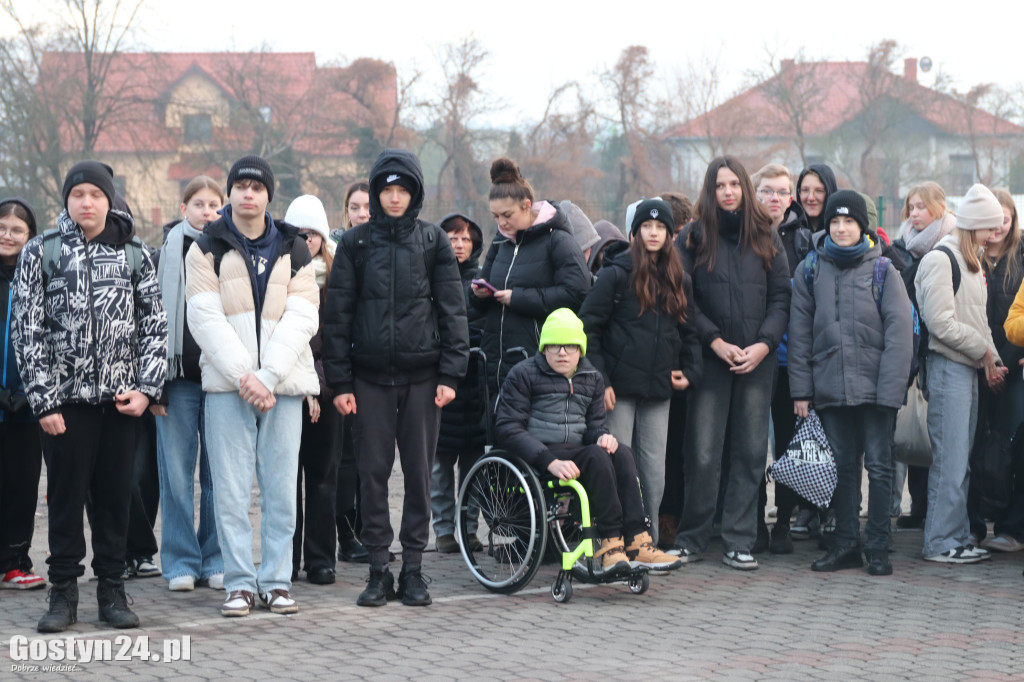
5 0 1021 128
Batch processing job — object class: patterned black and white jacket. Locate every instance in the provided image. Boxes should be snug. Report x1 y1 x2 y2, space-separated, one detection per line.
12 209 167 417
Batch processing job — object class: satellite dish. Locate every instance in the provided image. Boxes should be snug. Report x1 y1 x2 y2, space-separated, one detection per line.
919 57 933 73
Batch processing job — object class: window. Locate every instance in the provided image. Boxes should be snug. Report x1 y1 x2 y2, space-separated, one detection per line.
949 155 976 195
183 114 212 144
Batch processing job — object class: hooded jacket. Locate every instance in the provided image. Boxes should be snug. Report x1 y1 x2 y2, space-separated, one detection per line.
12 209 167 416
675 218 791 358
588 220 627 274
796 164 838 232
438 212 486 454
470 201 590 398
185 210 320 396
788 233 914 410
777 201 813 278
915 234 998 369
495 353 607 470
323 149 469 393
578 241 702 399
986 242 1024 369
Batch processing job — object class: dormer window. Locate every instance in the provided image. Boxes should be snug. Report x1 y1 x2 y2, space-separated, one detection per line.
184 114 212 143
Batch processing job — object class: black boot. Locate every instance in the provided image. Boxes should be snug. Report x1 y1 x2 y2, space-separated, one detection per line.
356 565 396 607
752 522 770 555
338 511 370 564
37 580 78 633
396 562 432 606
865 549 893 576
811 545 864 572
97 578 140 628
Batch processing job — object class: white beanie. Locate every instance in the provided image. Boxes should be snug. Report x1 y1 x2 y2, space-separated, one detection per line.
956 184 1004 231
284 194 330 240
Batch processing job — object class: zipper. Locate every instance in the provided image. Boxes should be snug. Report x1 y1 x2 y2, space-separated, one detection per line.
389 224 396 383
83 241 102 398
563 375 572 442
496 240 521 384
834 273 840 322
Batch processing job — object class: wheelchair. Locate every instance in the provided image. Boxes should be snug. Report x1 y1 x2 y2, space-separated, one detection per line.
454 349 649 603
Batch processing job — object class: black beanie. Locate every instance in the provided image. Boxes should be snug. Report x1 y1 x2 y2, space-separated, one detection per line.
376 171 418 197
63 160 115 209
823 190 869 237
630 198 675 236
227 155 275 202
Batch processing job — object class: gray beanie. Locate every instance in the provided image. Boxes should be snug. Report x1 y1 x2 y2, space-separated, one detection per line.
559 200 600 252
956 184 1004 231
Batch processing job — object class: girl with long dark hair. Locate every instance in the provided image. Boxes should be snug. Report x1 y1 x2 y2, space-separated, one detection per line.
668 156 791 570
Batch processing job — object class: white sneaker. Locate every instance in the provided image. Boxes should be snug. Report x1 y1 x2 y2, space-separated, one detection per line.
964 544 991 561
924 546 983 564
722 550 758 570
168 576 195 592
666 546 702 563
206 573 225 590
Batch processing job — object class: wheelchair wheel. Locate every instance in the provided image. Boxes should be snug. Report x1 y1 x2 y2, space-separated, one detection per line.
628 572 650 595
551 578 573 603
457 454 547 594
547 485 584 555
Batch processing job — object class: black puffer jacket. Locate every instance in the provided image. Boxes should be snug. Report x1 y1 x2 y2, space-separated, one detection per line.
777 201 813 277
986 242 1024 368
495 354 606 470
579 241 702 399
675 218 791 357
470 201 590 397
323 149 469 393
438 214 486 454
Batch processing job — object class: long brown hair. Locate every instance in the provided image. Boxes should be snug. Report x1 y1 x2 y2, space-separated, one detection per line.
956 229 983 274
630 226 688 322
901 182 946 222
689 156 776 271
987 188 1021 289
343 181 370 229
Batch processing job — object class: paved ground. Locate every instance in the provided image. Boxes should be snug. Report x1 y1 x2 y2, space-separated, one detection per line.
2 464 1023 681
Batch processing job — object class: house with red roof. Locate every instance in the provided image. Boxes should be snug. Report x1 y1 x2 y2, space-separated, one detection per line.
665 58 1024 225
37 51 396 237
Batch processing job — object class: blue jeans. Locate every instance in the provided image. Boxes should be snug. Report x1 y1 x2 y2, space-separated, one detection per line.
606 396 670 544
675 353 774 554
155 380 222 581
818 406 895 551
922 353 978 557
204 392 302 593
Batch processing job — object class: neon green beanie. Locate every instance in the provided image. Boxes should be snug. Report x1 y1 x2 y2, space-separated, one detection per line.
538 308 587 356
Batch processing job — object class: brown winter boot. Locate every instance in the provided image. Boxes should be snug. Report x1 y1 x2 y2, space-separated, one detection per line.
627 531 683 571
595 537 630 577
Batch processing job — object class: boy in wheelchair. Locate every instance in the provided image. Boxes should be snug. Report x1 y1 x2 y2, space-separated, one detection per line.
495 309 682 576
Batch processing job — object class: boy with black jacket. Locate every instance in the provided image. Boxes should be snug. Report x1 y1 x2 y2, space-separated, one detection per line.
324 149 469 607
13 161 167 632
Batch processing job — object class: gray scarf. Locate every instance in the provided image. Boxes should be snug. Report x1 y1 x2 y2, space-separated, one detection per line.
899 214 952 259
158 219 203 380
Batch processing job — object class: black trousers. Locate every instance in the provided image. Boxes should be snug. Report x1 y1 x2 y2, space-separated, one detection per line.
548 442 647 538
125 411 159 559
354 377 440 566
335 414 360 540
41 403 138 582
294 403 340 572
659 391 687 518
0 419 43 573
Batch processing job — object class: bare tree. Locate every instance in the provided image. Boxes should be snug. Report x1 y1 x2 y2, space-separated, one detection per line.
752 48 829 168
423 35 494 211
0 0 147 212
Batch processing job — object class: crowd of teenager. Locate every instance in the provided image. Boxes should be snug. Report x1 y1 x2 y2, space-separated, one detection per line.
1 147 1023 634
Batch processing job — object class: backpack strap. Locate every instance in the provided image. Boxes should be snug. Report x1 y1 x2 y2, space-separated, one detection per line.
123 237 144 286
802 250 819 294
40 229 62 287
871 256 890 316
934 245 961 295
352 223 438 294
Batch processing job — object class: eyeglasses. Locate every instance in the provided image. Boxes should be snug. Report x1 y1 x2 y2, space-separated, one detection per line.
799 188 826 199
300 232 321 242
757 189 791 200
544 344 581 354
0 226 28 238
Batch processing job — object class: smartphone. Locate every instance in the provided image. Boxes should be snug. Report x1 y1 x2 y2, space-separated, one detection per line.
472 278 498 293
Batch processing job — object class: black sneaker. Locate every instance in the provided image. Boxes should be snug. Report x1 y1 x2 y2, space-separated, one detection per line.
307 567 336 585
895 515 925 530
811 545 863 572
396 563 432 606
356 565 396 607
769 524 794 555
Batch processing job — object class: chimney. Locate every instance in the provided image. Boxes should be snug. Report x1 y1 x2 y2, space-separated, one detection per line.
904 58 917 83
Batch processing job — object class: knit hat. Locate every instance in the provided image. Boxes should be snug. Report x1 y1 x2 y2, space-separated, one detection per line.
823 190 869 237
559 200 600 252
956 184 1004 231
538 308 587 356
284 195 330 240
630 198 675 237
62 160 115 209
227 155 275 202
0 197 37 236
377 171 418 197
